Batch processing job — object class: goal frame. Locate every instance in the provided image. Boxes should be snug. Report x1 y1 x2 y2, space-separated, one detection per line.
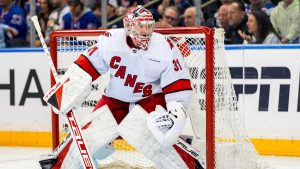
49 26 215 169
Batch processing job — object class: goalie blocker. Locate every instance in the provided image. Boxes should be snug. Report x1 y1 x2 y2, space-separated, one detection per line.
43 63 92 114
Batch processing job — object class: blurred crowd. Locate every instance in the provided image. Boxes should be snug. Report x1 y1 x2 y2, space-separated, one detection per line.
0 0 299 47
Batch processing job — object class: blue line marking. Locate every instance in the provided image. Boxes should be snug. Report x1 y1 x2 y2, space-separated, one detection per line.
0 48 44 52
0 44 299 53
225 44 300 50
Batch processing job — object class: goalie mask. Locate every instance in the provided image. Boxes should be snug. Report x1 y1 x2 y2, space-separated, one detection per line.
123 6 155 50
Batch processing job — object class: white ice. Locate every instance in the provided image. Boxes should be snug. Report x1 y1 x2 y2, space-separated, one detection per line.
0 146 299 169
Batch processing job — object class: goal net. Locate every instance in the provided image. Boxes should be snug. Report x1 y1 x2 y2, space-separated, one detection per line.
49 27 271 169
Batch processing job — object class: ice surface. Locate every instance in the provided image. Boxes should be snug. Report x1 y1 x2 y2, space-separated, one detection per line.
0 147 299 169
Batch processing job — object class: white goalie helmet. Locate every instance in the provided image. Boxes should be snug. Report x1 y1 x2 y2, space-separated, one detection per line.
123 5 155 50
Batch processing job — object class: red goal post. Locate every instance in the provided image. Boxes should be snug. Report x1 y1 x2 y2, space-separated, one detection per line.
49 27 270 169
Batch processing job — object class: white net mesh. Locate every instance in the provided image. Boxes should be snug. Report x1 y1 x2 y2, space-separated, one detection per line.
175 29 272 169
51 28 272 169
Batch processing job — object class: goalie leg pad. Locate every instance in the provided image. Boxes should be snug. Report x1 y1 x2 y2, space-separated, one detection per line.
59 105 119 169
36 154 57 169
118 105 188 169
43 63 92 114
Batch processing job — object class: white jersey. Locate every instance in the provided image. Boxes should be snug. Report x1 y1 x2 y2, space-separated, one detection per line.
75 29 192 109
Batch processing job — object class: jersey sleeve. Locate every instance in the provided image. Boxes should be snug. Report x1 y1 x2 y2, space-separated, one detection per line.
61 13 71 29
74 34 109 81
160 38 193 110
86 12 99 28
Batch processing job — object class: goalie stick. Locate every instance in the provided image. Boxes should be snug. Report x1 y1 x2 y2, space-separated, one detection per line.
177 137 206 168
31 16 96 169
53 109 106 156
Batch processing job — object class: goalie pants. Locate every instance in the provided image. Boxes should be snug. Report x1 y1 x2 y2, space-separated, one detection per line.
53 93 195 169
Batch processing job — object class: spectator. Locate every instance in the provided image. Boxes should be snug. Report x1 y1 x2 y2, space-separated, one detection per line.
62 0 99 29
270 0 280 6
0 0 27 47
156 6 180 27
183 6 204 26
270 0 299 44
84 0 96 9
118 0 146 7
117 5 127 16
217 4 230 28
245 0 274 15
227 0 248 44
0 23 17 47
220 0 234 4
106 0 123 28
173 0 194 13
127 0 146 6
183 6 195 26
0 24 7 47
35 0 53 46
205 4 230 28
24 0 40 17
201 0 221 26
45 0 69 43
92 1 101 22
156 0 171 20
38 0 52 34
157 0 193 18
238 9 280 44
93 0 123 28
47 0 70 29
217 4 231 44
119 0 130 7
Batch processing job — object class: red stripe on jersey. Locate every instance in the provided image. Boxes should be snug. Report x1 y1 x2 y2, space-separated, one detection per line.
162 79 193 94
75 55 100 81
166 37 174 49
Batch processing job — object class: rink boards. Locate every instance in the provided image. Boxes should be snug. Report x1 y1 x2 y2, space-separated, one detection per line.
0 45 300 156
